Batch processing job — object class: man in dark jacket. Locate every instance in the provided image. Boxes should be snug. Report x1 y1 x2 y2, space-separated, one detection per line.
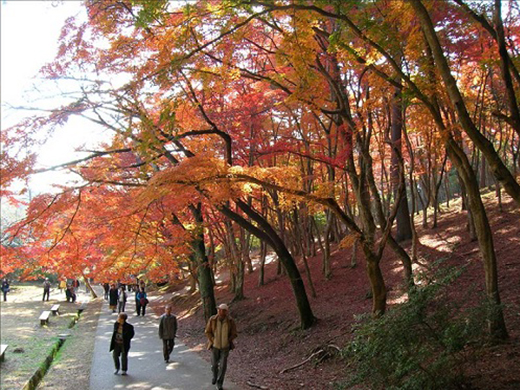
158 305 178 363
42 278 51 301
110 312 135 375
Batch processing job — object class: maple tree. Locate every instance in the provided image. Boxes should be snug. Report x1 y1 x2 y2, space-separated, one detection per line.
2 0 519 337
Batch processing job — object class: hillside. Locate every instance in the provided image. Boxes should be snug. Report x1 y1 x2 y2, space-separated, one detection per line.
162 193 520 389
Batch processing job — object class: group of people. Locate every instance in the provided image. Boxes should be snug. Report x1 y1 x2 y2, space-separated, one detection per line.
58 279 81 302
0 277 81 303
111 303 237 390
104 281 148 315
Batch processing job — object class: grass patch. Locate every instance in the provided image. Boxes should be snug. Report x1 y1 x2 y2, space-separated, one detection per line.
0 285 84 390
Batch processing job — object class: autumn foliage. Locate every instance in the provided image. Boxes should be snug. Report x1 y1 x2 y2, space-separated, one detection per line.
1 1 519 336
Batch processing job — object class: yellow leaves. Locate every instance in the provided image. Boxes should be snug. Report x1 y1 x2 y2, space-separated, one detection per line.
311 181 335 198
139 154 315 211
140 155 227 206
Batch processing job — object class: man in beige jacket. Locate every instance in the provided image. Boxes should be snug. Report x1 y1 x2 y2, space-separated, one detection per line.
205 303 238 390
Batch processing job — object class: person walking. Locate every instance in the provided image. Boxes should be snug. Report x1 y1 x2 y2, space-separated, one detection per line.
59 279 67 294
103 282 110 300
1 278 10 301
109 284 118 313
73 279 80 293
117 286 127 314
109 312 135 376
42 278 51 301
65 284 72 302
158 305 178 363
205 303 238 390
135 287 148 316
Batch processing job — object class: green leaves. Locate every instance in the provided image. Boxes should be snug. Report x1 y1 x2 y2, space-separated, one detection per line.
131 0 169 28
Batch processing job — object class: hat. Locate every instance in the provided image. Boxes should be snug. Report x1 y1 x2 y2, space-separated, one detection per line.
218 303 229 311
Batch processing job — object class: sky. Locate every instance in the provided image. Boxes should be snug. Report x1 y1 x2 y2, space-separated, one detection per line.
1 1 103 194
1 1 84 119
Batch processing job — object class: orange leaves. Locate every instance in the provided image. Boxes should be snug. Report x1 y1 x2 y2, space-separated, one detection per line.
143 155 227 205
338 232 360 250
5 0 520 285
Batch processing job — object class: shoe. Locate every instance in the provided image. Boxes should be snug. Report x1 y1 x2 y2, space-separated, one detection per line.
122 371 127 376
165 359 169 363
114 369 119 375
212 378 217 385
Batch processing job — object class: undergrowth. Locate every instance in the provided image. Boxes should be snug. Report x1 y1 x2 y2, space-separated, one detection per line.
338 265 494 390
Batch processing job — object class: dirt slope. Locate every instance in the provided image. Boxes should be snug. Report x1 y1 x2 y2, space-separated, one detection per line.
166 194 520 390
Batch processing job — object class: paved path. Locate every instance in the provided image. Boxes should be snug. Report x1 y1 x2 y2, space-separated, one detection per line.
89 295 238 390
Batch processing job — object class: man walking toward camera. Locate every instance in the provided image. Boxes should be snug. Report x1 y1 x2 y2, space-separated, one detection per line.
158 305 177 363
110 312 134 376
205 303 237 390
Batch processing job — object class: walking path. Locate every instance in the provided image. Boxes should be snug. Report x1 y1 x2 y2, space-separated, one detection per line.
89 294 238 390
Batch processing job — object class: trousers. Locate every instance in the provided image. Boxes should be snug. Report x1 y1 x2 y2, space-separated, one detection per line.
162 339 175 360
211 347 230 387
112 343 128 371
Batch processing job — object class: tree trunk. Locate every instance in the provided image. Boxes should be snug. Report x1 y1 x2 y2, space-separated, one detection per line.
244 231 254 274
445 138 508 339
190 204 217 322
403 119 420 263
351 239 358 268
82 274 97 299
495 178 503 212
493 0 520 137
233 227 246 300
294 208 317 298
234 252 245 301
220 200 316 329
444 171 451 208
387 236 414 289
364 252 387 316
311 216 325 262
391 75 413 242
258 240 267 287
188 262 197 293
411 0 520 207
432 155 447 229
322 212 333 279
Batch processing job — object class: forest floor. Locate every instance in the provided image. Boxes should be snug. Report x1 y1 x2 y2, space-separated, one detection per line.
156 192 520 390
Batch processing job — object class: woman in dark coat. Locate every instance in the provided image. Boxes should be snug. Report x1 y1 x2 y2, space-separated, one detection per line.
108 284 119 313
135 287 148 316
